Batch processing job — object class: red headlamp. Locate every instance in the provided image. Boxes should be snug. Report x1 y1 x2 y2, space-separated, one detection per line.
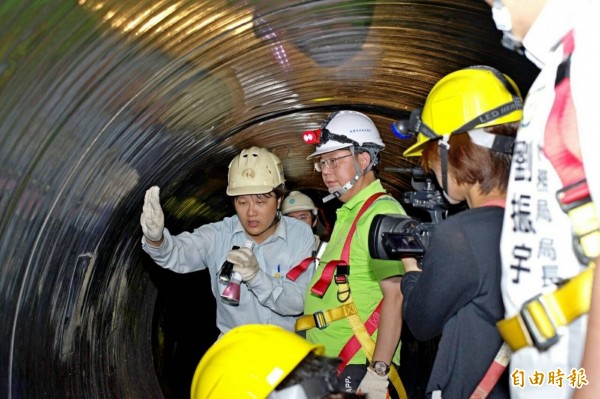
303 129 322 145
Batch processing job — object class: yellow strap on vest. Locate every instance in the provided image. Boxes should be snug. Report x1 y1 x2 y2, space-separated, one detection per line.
296 193 406 398
295 302 358 332
497 199 599 352
345 296 407 399
497 264 594 351
297 296 407 399
570 201 600 259
296 279 354 331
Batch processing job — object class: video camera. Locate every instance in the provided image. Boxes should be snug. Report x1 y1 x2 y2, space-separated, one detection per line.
368 167 449 260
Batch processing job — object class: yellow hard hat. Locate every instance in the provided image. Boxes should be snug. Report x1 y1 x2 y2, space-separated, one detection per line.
190 324 324 399
402 66 523 157
227 147 285 196
282 191 317 215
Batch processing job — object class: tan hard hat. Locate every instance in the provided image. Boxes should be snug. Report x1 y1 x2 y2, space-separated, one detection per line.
227 146 285 196
282 191 317 215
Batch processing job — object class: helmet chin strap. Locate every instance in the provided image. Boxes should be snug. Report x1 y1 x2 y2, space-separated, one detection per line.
443 189 462 205
322 147 371 203
322 177 358 203
438 136 460 203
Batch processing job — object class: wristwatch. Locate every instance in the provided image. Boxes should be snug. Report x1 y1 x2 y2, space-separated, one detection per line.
371 360 390 377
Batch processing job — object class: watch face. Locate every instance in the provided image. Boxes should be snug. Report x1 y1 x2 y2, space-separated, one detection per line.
373 361 389 376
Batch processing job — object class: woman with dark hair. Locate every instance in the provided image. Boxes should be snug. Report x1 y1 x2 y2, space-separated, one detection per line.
398 66 523 399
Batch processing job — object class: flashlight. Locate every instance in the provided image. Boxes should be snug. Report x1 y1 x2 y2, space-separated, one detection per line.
218 246 240 284
220 240 254 306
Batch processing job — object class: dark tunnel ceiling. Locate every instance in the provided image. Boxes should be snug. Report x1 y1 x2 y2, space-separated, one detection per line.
0 1 539 398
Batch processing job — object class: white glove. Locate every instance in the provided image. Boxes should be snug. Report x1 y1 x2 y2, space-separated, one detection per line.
140 186 164 242
357 367 390 399
228 247 260 282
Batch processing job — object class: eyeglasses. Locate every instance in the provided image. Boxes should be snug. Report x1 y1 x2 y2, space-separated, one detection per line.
314 154 353 172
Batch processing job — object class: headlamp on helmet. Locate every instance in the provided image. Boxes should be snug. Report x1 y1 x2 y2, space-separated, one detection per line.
302 129 321 145
397 66 523 157
391 119 412 139
303 111 338 146
392 109 441 141
303 110 386 203
302 127 359 147
304 110 385 161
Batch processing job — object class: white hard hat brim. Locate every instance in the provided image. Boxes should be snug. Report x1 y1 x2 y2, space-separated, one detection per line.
306 142 353 160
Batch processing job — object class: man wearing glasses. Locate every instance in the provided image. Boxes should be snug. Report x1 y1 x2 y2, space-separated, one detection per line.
296 111 407 399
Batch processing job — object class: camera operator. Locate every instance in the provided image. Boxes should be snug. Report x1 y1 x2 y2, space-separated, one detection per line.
397 66 523 398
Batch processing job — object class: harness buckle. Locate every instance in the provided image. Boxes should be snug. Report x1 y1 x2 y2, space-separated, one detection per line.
334 264 351 302
334 264 349 285
334 274 348 284
337 286 351 303
555 179 589 213
336 264 350 277
313 311 329 330
520 294 560 351
556 185 598 264
572 233 594 266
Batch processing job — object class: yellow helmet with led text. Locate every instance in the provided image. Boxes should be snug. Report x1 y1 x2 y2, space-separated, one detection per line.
399 66 523 157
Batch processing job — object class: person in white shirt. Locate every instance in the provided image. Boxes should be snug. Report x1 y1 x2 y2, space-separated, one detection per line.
482 1 600 398
140 146 315 336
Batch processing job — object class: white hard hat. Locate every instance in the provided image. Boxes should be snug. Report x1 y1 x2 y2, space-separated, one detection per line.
307 111 385 159
227 146 285 196
282 191 317 214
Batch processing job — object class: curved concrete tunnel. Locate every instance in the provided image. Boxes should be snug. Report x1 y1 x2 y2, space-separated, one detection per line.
0 1 539 398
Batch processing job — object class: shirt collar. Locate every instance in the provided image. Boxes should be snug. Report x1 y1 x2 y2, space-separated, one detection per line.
339 179 386 212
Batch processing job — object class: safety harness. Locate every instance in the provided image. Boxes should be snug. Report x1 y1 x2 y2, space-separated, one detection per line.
288 192 407 399
470 30 600 399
